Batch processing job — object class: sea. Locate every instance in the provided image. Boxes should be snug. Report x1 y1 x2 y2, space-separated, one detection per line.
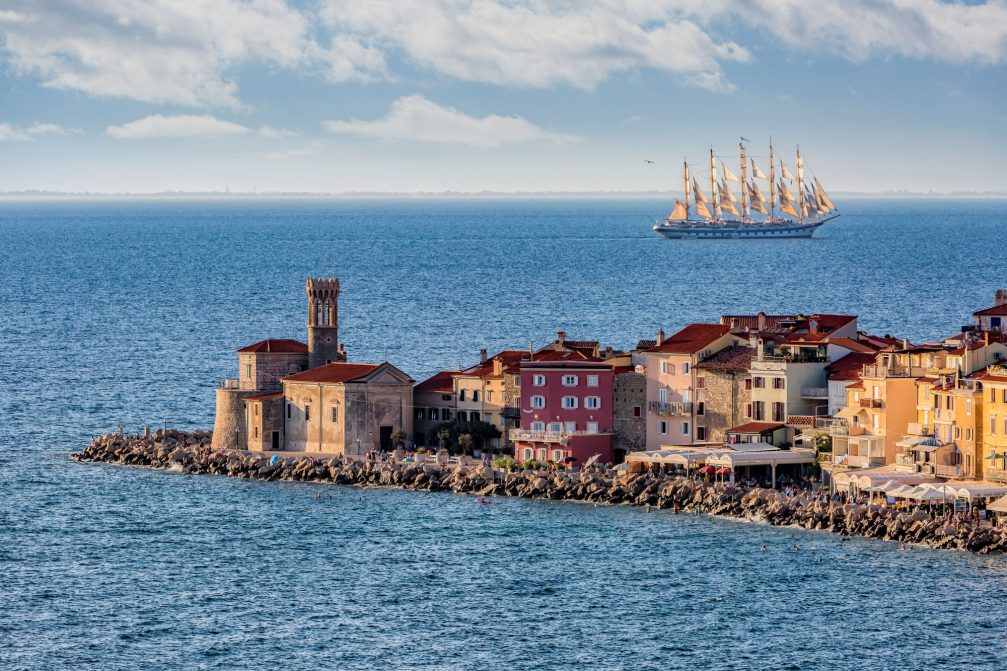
2 197 1006 670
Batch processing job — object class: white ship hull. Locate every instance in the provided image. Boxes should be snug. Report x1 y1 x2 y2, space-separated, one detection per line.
653 215 837 239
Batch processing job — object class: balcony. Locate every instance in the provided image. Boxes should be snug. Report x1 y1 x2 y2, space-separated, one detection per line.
986 468 1007 484
509 429 612 445
906 423 931 436
816 417 848 435
936 464 963 478
862 365 930 379
220 379 240 390
756 353 828 364
859 398 883 409
801 387 829 399
648 401 692 415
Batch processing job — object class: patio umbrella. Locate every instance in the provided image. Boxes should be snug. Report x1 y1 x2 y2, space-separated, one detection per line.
698 465 717 475
984 452 1005 460
715 467 733 475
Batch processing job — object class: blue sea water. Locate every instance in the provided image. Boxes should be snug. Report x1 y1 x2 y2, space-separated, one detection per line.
2 197 1007 670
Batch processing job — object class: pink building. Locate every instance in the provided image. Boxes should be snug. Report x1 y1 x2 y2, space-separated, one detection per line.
511 360 615 465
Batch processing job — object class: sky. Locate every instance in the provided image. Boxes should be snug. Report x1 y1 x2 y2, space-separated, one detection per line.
0 0 1005 194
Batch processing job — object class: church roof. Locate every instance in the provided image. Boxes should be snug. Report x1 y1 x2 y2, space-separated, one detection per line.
237 338 308 354
283 362 382 384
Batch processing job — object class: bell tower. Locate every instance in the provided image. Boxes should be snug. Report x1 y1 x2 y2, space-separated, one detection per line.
306 277 345 369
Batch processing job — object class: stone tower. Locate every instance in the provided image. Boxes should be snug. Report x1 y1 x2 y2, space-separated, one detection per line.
306 277 345 369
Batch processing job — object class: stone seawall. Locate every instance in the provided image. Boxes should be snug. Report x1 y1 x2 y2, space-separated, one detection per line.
72 430 1007 555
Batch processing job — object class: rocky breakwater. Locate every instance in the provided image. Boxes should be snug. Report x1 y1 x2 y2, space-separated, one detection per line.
73 431 1007 554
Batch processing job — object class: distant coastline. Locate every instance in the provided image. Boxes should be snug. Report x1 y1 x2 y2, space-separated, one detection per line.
2 190 1007 201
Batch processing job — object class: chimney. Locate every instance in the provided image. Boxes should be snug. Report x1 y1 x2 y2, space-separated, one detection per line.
557 330 566 345
997 288 1007 307
902 338 909 350
757 311 766 331
479 348 488 364
337 343 346 360
729 318 738 330
809 318 819 335
985 331 990 346
656 329 665 346
492 357 503 376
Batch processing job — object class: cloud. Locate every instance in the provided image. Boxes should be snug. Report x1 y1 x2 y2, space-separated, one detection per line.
0 0 378 109
323 95 576 147
107 114 252 139
0 121 77 141
257 125 298 139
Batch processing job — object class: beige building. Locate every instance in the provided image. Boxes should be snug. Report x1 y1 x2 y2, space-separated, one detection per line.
694 345 753 444
413 370 459 446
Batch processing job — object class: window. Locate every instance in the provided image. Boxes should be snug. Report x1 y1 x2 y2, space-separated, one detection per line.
992 389 997 403
681 421 690 435
696 427 707 441
472 390 480 402
253 427 259 438
873 414 879 430
696 402 705 416
522 448 533 460
587 375 599 387
415 408 425 420
954 426 961 440
486 391 493 403
990 415 996 435
1003 416 1006 435
442 409 451 421
657 421 668 435
430 408 439 421
253 404 259 416
586 422 599 433
304 404 310 422
564 421 576 432
441 393 451 401
531 395 546 409
552 449 564 462
245 364 251 380
744 378 752 390
658 388 668 403
696 376 706 389
287 404 291 419
470 412 480 422
562 375 579 386
562 396 578 409
773 377 785 389
966 399 972 416
548 422 562 432
772 402 784 422
966 428 973 440
661 361 671 375
531 421 545 431
633 406 641 417
331 404 339 423
459 390 467 401
533 374 546 387
681 362 690 375
537 448 548 461
585 396 601 409
746 403 752 418
855 392 861 403
753 401 765 421
753 376 765 388
1003 389 1007 403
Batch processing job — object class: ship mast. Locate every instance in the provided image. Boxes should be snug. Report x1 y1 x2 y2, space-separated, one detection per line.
769 139 776 220
739 140 749 220
709 147 718 221
683 160 690 217
796 146 804 226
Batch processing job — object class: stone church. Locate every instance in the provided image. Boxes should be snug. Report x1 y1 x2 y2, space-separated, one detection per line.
211 278 414 456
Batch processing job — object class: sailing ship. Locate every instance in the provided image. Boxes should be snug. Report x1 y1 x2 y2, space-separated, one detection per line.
653 140 839 239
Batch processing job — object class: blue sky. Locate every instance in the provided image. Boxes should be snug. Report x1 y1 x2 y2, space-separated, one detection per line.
1 0 1005 194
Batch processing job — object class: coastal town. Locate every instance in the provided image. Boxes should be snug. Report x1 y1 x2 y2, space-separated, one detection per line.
198 278 1007 516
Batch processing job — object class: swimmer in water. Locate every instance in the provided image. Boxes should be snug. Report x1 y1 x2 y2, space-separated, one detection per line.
760 545 767 552
792 544 800 552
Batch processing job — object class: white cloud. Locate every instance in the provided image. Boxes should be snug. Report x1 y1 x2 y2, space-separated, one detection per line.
107 114 252 139
257 125 298 139
0 121 77 141
324 95 576 147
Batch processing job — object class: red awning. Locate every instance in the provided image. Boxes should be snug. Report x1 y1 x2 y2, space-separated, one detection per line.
715 467 733 475
698 465 717 475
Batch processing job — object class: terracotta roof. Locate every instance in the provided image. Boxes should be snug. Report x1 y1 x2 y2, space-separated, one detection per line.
974 304 1007 317
780 315 859 343
826 352 875 381
648 324 731 354
728 421 785 434
458 350 530 378
826 337 879 354
415 370 460 393
283 362 381 384
521 359 610 370
244 392 283 401
847 381 864 390
636 339 657 350
721 314 802 330
695 345 753 371
237 338 308 354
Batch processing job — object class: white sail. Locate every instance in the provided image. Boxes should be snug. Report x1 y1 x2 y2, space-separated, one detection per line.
751 181 767 202
781 162 796 181
722 162 740 182
779 199 799 217
750 159 768 180
718 180 738 203
692 179 709 203
749 198 768 215
695 200 713 219
778 181 795 201
667 200 688 221
721 199 739 216
815 178 837 210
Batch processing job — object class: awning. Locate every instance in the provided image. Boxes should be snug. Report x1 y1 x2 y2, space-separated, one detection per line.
909 486 952 501
895 436 923 448
988 495 1007 513
948 484 1007 501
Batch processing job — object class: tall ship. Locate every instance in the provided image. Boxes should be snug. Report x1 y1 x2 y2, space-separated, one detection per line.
653 140 839 239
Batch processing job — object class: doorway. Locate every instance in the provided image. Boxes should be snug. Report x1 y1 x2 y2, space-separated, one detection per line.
271 431 280 451
379 425 393 451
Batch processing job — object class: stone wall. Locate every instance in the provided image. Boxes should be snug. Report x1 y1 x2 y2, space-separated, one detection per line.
698 369 749 444
211 387 259 451
614 371 646 456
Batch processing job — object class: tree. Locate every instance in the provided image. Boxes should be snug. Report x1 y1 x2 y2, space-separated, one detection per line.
457 433 474 455
426 419 501 454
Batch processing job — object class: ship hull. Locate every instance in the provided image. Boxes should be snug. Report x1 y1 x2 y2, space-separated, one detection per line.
653 215 837 240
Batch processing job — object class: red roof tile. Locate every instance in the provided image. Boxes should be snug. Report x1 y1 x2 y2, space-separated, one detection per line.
728 421 786 434
283 362 381 384
974 304 1007 317
415 370 460 393
826 352 875 381
237 338 308 354
649 324 731 354
825 337 879 354
695 345 753 371
245 392 283 401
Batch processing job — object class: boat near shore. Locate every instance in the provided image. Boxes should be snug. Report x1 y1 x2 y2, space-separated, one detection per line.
654 139 839 239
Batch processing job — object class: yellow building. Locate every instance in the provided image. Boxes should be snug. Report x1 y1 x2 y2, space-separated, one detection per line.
979 366 1007 483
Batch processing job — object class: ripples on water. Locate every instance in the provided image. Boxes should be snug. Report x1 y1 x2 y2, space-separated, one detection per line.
2 198 1007 670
